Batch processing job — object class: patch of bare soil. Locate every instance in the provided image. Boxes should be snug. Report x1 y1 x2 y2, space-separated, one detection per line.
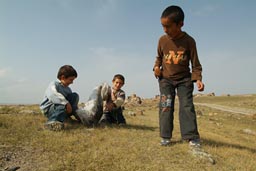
0 145 46 171
194 103 256 115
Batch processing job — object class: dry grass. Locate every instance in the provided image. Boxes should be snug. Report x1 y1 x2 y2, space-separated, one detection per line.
194 94 256 110
0 95 256 171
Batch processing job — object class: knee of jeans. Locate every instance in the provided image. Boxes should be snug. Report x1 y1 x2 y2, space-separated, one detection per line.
179 98 193 108
160 94 173 110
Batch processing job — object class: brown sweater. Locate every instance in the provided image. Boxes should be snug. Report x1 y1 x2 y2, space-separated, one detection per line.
154 32 202 81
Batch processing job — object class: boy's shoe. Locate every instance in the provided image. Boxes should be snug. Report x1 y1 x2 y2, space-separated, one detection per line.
189 139 201 149
160 138 171 146
44 121 64 131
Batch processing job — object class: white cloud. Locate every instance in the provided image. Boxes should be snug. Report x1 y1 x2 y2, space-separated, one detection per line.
76 46 158 100
191 5 219 16
0 67 10 78
17 78 28 83
56 0 118 17
87 47 142 75
89 47 115 57
92 0 119 21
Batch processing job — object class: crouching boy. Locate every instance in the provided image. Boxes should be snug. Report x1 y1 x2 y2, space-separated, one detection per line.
40 65 80 131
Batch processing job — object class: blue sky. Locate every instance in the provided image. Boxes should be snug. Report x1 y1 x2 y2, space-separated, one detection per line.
1 0 256 104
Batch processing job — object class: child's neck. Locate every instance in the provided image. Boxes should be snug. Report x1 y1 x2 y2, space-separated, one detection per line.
171 31 184 40
60 81 68 87
112 87 120 93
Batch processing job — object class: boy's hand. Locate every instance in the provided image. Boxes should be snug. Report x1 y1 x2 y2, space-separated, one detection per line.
105 102 115 111
66 103 72 114
196 80 205 92
154 66 161 78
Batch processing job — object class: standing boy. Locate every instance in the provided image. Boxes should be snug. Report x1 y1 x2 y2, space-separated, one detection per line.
153 6 204 147
40 65 80 131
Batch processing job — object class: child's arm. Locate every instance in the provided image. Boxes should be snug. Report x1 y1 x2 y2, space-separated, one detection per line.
188 38 204 92
196 80 204 92
113 90 125 108
105 90 125 111
153 39 163 78
65 103 72 114
154 66 162 78
45 81 69 105
105 102 115 111
189 39 202 82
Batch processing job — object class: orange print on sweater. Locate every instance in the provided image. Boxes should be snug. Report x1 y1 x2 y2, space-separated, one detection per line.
164 51 184 64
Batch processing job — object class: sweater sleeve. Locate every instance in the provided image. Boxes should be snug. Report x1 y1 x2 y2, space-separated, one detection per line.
113 90 125 108
154 38 163 69
45 81 69 105
190 39 202 81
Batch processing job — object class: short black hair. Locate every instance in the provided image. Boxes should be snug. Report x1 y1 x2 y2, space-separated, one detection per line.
113 74 125 84
57 65 77 79
161 5 184 24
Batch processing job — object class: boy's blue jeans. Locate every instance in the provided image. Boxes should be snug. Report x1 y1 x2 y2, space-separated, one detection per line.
158 77 200 140
46 93 79 122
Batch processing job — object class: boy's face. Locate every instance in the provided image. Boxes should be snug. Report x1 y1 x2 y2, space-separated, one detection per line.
112 78 124 91
60 76 76 87
161 17 183 38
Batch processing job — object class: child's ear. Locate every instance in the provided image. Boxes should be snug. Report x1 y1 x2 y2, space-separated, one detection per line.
60 75 65 80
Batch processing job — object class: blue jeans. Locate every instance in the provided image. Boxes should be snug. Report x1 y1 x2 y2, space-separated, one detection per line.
158 77 200 140
46 93 79 122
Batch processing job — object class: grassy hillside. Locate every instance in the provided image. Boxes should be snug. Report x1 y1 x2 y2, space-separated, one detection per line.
0 95 256 171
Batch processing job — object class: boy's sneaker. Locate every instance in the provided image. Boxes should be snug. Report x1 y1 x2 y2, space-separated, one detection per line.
160 138 171 146
189 139 203 156
44 121 64 131
189 139 201 149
